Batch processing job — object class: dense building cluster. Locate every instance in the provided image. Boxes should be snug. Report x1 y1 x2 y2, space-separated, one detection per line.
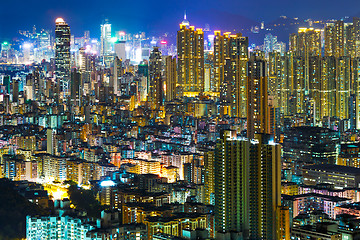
2 14 360 240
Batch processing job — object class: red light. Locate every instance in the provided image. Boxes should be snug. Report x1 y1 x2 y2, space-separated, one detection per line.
160 40 167 44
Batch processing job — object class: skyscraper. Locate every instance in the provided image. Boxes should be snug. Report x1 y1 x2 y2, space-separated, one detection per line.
334 20 345 58
269 51 294 117
47 128 55 155
289 33 297 53
325 21 345 58
78 47 86 72
55 18 71 97
268 51 280 98
214 131 281 239
114 40 126 61
336 56 351 119
309 56 321 121
325 24 335 57
353 57 360 129
278 206 290 240
295 28 322 110
204 150 215 205
345 23 356 57
112 56 123 96
292 56 306 115
215 130 249 238
247 51 269 139
214 31 248 117
264 33 278 55
320 56 336 119
204 51 214 92
100 19 112 57
164 56 177 101
248 134 281 240
353 17 360 58
296 28 322 57
70 68 81 106
177 15 204 96
148 47 163 109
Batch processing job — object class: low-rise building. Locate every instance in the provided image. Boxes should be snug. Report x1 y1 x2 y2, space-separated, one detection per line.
144 213 207 240
282 193 351 220
302 164 360 188
26 215 94 240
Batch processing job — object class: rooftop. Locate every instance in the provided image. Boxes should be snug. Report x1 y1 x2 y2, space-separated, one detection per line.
303 164 360 175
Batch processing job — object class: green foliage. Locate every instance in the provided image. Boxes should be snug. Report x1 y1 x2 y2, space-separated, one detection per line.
63 180 77 186
0 178 48 240
67 185 106 218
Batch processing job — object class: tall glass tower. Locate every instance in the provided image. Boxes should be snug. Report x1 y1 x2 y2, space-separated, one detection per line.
55 18 71 97
100 19 112 56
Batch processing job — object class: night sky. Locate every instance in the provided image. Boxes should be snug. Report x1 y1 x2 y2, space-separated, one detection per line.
1 0 360 40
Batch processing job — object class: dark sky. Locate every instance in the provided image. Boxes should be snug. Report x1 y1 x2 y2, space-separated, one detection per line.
1 0 360 40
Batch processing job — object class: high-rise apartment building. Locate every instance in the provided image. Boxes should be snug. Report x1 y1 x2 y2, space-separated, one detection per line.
204 51 214 92
214 131 281 240
320 56 337 118
268 51 280 98
353 17 360 57
164 55 177 101
287 28 322 121
112 56 123 96
324 24 335 57
289 33 297 53
353 57 360 129
204 150 215 205
286 51 296 116
47 128 55 155
277 23 358 124
291 56 306 115
177 16 204 96
214 131 249 237
268 51 293 120
214 31 248 117
148 47 163 109
278 206 290 240
301 28 321 56
334 20 345 58
248 134 281 240
247 51 269 139
55 18 71 97
26 215 93 239
336 56 351 119
325 21 345 58
70 68 81 105
308 56 321 121
346 23 356 57
289 28 321 58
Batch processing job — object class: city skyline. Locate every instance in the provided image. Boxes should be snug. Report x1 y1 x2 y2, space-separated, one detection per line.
2 0 360 40
3 3 360 239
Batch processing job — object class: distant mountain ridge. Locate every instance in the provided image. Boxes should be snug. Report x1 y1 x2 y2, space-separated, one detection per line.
189 9 260 32
149 9 260 34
